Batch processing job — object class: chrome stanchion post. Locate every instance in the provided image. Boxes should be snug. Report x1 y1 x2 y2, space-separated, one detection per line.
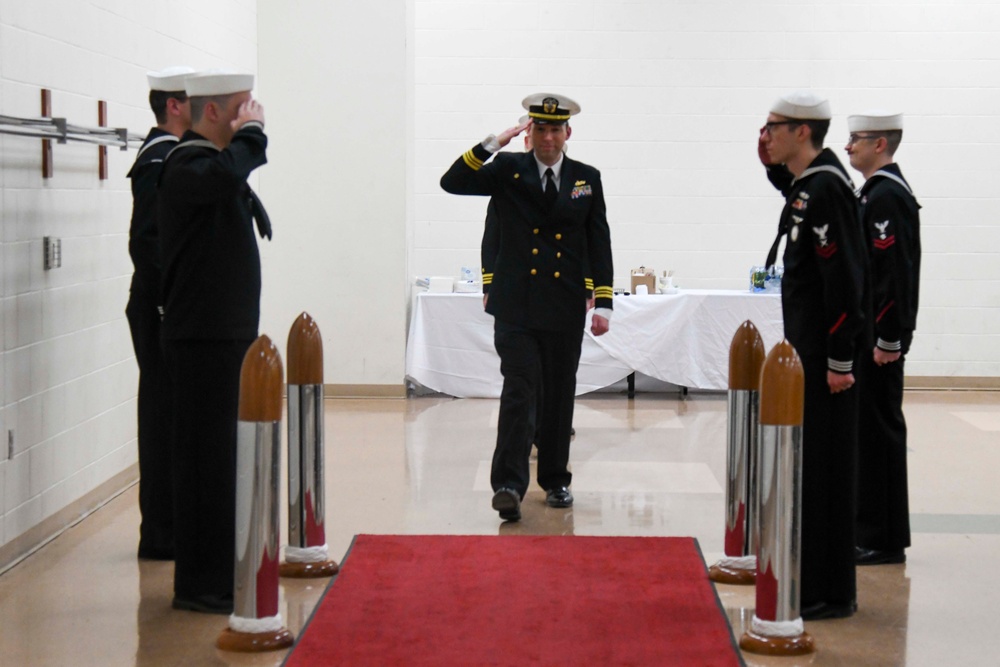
710 320 765 585
281 313 339 578
217 335 295 653
740 340 814 656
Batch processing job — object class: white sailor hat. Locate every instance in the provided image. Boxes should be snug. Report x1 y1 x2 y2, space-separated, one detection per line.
147 66 196 92
522 93 581 125
848 110 903 132
770 90 832 120
185 70 255 97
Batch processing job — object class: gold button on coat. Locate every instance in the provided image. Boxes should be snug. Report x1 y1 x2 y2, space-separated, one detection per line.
554 272 561 278
555 233 562 240
533 228 539 234
532 248 539 255
530 269 537 275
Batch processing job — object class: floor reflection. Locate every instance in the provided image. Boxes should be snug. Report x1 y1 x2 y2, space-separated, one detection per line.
0 392 997 665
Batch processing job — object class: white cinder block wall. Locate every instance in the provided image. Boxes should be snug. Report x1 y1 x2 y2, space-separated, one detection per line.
0 1 258 558
412 0 1000 379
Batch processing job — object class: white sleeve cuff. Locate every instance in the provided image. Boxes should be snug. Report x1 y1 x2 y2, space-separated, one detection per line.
594 307 613 322
481 134 501 153
877 338 902 352
828 358 853 374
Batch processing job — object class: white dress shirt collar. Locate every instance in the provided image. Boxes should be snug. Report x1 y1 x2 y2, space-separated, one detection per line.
534 154 564 189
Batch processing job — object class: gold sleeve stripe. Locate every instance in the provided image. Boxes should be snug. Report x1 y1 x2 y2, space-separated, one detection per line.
584 278 594 290
462 150 484 170
593 286 614 298
482 273 493 284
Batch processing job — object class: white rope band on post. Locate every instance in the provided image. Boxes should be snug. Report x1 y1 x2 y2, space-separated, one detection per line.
285 544 330 563
716 555 756 570
751 615 805 638
229 614 286 635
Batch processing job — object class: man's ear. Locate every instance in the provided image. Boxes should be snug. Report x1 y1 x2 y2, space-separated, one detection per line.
565 124 573 140
203 101 219 123
166 98 183 118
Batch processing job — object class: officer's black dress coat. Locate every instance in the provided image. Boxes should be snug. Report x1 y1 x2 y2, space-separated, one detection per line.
770 148 869 608
857 163 921 553
483 196 594 296
481 199 499 295
156 123 268 598
126 127 179 558
442 143 613 496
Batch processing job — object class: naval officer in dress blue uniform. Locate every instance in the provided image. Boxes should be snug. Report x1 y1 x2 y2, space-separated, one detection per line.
441 93 614 522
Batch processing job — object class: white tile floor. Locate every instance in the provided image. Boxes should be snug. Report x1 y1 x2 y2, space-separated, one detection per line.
0 390 998 666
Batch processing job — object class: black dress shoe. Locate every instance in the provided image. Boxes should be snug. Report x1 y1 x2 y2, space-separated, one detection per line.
172 593 234 615
801 600 857 620
545 487 574 508
492 487 521 522
855 547 906 565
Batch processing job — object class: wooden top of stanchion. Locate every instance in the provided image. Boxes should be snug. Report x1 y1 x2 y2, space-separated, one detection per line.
239 335 284 422
759 340 804 426
287 312 324 385
729 320 766 391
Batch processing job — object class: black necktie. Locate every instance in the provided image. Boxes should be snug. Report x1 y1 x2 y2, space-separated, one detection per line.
765 221 784 270
544 168 558 207
249 189 272 240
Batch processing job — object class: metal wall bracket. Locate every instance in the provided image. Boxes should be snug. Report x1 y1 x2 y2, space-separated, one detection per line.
0 87 145 179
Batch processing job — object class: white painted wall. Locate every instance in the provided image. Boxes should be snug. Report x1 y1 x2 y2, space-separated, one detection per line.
256 0 410 389
412 0 1000 378
0 0 258 553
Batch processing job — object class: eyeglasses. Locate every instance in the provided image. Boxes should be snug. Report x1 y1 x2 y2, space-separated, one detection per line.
847 133 881 145
762 121 799 135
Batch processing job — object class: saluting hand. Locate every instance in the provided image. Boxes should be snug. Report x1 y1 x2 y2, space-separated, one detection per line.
497 118 532 149
232 99 265 133
757 126 773 166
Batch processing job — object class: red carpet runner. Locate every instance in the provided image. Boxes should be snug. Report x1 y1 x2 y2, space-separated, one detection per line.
283 534 744 666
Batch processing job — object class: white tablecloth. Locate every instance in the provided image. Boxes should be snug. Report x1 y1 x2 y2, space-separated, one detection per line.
405 290 784 398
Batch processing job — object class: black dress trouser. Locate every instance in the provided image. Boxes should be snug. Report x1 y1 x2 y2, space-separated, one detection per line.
857 354 911 551
162 337 253 598
125 294 174 557
799 353 859 608
492 320 582 499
